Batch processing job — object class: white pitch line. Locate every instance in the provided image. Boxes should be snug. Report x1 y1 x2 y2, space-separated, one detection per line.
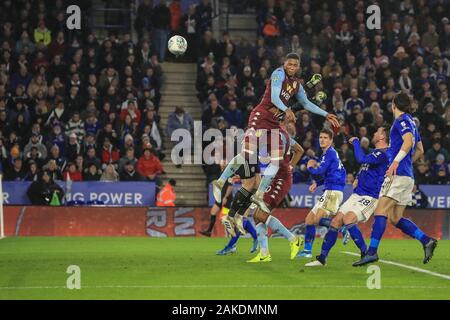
1 284 450 290
341 251 450 281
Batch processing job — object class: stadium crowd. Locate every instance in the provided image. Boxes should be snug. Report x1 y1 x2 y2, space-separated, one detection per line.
0 0 449 196
196 0 450 185
0 0 185 188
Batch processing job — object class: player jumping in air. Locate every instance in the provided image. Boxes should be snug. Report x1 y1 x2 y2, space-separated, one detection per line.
298 128 346 258
247 120 304 262
305 127 390 266
213 53 339 233
353 93 438 266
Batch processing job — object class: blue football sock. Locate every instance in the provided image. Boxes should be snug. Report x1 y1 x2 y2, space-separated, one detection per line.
219 153 245 182
395 217 431 245
267 216 296 242
319 217 332 228
320 227 338 259
367 215 387 256
244 219 257 240
257 162 279 193
346 223 367 254
226 231 240 248
256 223 269 255
304 225 316 252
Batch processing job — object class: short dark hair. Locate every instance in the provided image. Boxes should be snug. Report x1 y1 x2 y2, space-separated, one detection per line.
393 93 413 113
320 128 334 140
286 52 300 60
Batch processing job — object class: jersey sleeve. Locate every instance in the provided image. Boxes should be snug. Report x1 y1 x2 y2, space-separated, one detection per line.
307 153 331 175
397 119 414 136
353 140 388 165
295 85 328 117
270 68 288 112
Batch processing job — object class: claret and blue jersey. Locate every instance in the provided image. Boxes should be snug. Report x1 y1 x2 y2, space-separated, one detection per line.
307 146 346 191
388 113 421 178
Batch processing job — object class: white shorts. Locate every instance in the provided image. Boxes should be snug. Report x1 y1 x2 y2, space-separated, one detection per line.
379 175 414 206
339 194 378 223
311 190 344 215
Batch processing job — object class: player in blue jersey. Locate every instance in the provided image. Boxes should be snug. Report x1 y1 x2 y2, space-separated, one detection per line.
305 127 390 266
297 128 347 258
213 53 339 235
353 93 438 266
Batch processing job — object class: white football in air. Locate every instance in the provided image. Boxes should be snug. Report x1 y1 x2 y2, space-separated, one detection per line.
168 35 187 56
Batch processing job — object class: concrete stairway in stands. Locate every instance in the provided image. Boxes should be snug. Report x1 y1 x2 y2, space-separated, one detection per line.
159 62 208 206
218 2 258 44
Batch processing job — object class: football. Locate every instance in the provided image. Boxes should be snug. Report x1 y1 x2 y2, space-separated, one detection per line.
168 35 187 56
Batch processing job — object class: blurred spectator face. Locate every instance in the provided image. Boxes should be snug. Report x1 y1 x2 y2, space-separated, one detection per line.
126 163 134 173
433 141 441 151
86 148 96 159
42 171 50 183
301 113 310 123
210 99 218 110
418 163 428 173
436 154 445 166
350 88 358 98
69 163 77 173
229 101 237 110
51 145 60 157
361 137 370 149
126 148 134 158
48 160 57 171
356 112 364 123
359 126 368 137
89 164 97 174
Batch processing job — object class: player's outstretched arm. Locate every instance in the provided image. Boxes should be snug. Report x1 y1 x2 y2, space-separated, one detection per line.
307 156 330 176
349 137 385 165
295 86 328 117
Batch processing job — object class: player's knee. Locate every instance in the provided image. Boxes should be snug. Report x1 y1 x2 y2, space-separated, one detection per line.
331 214 343 229
343 213 357 225
305 212 315 225
389 215 400 225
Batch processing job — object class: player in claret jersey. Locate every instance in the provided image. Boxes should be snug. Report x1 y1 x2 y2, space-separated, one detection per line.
213 53 339 235
247 121 304 263
353 93 438 266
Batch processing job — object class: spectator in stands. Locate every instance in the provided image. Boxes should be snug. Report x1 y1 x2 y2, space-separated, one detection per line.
24 160 39 181
152 1 171 62
118 147 138 174
4 157 26 181
431 154 449 185
166 105 194 166
64 162 83 182
27 170 64 205
24 133 47 160
33 20 52 46
120 161 143 181
135 0 154 40
137 144 164 186
100 163 119 182
83 163 102 181
425 139 449 163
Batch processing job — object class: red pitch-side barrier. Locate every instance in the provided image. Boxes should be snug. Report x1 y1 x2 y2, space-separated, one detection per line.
2 206 448 239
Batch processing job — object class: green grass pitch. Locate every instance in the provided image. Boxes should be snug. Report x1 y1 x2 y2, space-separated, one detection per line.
0 237 449 300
